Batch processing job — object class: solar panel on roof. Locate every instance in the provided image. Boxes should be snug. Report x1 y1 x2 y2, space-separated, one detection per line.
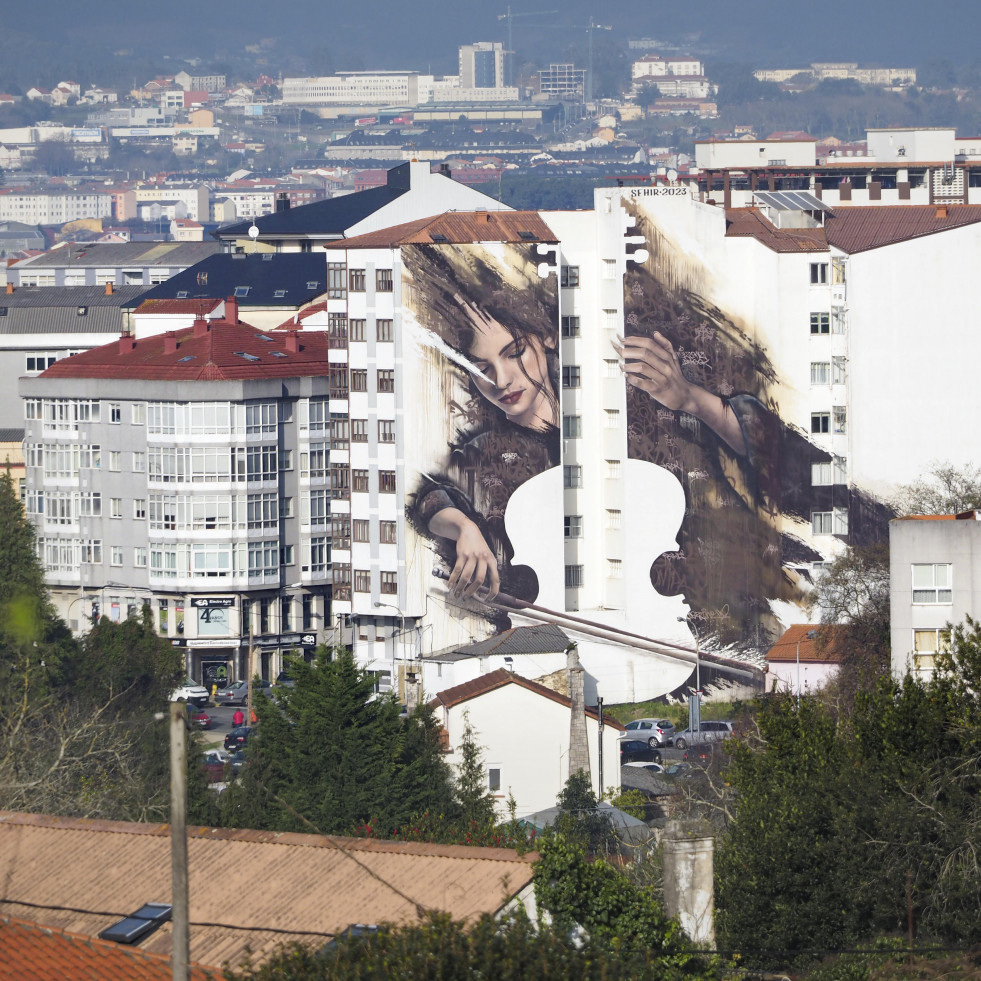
755 190 831 212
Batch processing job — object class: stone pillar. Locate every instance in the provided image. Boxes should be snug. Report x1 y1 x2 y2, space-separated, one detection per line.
567 645 590 778
662 821 715 949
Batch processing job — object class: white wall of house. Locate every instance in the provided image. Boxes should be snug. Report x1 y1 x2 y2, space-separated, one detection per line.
435 681 623 818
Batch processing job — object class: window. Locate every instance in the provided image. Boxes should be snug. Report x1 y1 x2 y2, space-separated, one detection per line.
110 546 124 566
309 537 328 575
110 498 123 519
604 359 620 378
380 571 397 594
912 564 952 604
810 263 828 284
330 464 350 499
134 547 147 568
811 462 833 486
605 409 620 428
833 406 847 434
350 369 368 392
606 509 622 529
913 629 951 672
379 471 397 493
353 519 370 542
564 515 583 538
375 269 393 292
832 357 847 384
349 268 366 292
109 451 121 471
354 569 371 592
562 366 581 388
561 316 580 338
352 469 369 492
349 319 366 342
810 313 830 335
380 520 397 544
602 258 617 279
561 265 580 288
605 459 621 479
133 452 145 473
562 415 581 438
608 558 623 578
25 353 57 373
378 420 395 443
377 369 395 393
488 767 502 792
327 262 346 298
332 516 351 548
811 412 830 434
246 403 277 435
281 597 293 631
565 564 584 588
810 362 830 386
330 416 349 448
109 403 121 423
351 419 368 442
812 511 833 535
376 319 394 342
564 464 583 488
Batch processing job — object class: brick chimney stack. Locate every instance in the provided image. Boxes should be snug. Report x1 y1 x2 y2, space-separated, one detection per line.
118 334 136 354
104 281 113 295
567 644 591 779
284 329 299 353
224 296 238 324
163 332 178 354
193 316 209 338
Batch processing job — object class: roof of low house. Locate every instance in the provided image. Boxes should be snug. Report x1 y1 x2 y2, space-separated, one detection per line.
0 916 215 981
0 811 537 970
323 211 557 249
434 623 572 659
127 253 330 309
36 312 329 382
766 624 846 664
724 208 829 253
430 668 624 731
824 204 981 253
9 241 219 270
0 286 144 336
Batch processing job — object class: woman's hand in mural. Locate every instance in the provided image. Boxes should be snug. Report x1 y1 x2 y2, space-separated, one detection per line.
614 332 747 456
428 507 501 600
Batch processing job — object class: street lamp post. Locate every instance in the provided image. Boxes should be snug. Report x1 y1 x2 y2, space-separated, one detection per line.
679 614 701 738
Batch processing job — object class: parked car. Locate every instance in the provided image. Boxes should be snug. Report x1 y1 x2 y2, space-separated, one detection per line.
214 680 273 707
620 718 676 748
227 749 248 775
682 743 714 763
170 679 210 707
663 762 695 779
201 749 230 783
619 739 662 765
187 707 212 729
275 671 295 688
224 726 254 751
672 720 734 750
621 761 665 775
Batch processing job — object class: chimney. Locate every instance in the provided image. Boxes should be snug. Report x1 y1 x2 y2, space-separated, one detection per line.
567 644 591 779
118 334 136 354
936 204 948 218
224 296 238 324
192 316 209 338
104 281 113 295
163 331 178 355
477 211 491 224
5 283 13 294
284 329 299 353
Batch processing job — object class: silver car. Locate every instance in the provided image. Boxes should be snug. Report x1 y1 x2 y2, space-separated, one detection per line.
620 718 676 748
672 720 734 750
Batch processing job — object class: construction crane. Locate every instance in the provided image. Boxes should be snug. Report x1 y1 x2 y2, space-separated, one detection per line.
566 18 612 103
497 6 559 56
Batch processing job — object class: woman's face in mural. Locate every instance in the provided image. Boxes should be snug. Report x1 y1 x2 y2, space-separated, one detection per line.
460 303 556 432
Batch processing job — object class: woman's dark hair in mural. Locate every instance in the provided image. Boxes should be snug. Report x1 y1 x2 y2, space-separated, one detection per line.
405 244 560 607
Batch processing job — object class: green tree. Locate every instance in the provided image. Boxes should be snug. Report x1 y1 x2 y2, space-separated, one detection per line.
223 910 721 981
892 461 981 516
453 711 496 828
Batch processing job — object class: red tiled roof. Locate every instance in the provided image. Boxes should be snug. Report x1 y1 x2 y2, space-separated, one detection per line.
39 314 329 382
324 211 558 250
766 624 846 663
824 204 981 254
133 298 221 317
430 668 624 731
0 916 215 980
725 208 829 253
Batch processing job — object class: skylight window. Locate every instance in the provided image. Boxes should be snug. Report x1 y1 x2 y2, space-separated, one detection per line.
271 351 287 358
176 291 189 298
262 254 273 261
518 230 538 241
429 233 448 243
234 351 260 362
257 334 274 342
233 286 250 298
178 355 196 362
99 903 172 945
306 281 319 290
273 289 286 298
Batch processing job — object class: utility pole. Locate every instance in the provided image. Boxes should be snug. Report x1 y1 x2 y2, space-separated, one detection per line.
169 703 189 981
597 696 604 798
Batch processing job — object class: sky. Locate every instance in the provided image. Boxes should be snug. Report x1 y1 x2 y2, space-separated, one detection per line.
5 0 981 78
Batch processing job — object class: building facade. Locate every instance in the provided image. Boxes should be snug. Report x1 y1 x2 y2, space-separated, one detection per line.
20 307 332 687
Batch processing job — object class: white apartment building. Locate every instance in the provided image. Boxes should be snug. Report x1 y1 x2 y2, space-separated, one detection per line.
459 42 507 89
632 56 704 80
282 72 425 107
0 190 112 225
889 513 981 680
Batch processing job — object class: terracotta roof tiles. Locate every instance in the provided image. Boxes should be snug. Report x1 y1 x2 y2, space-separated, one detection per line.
824 204 981 253
724 208 829 253
766 624 846 664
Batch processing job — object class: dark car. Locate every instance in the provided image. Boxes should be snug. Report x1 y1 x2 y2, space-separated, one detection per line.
224 725 254 751
682 743 714 763
227 749 248 775
619 739 662 765
214 680 273 707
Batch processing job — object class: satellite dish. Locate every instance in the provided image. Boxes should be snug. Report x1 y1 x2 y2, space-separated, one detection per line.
667 168 678 183
248 224 259 253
